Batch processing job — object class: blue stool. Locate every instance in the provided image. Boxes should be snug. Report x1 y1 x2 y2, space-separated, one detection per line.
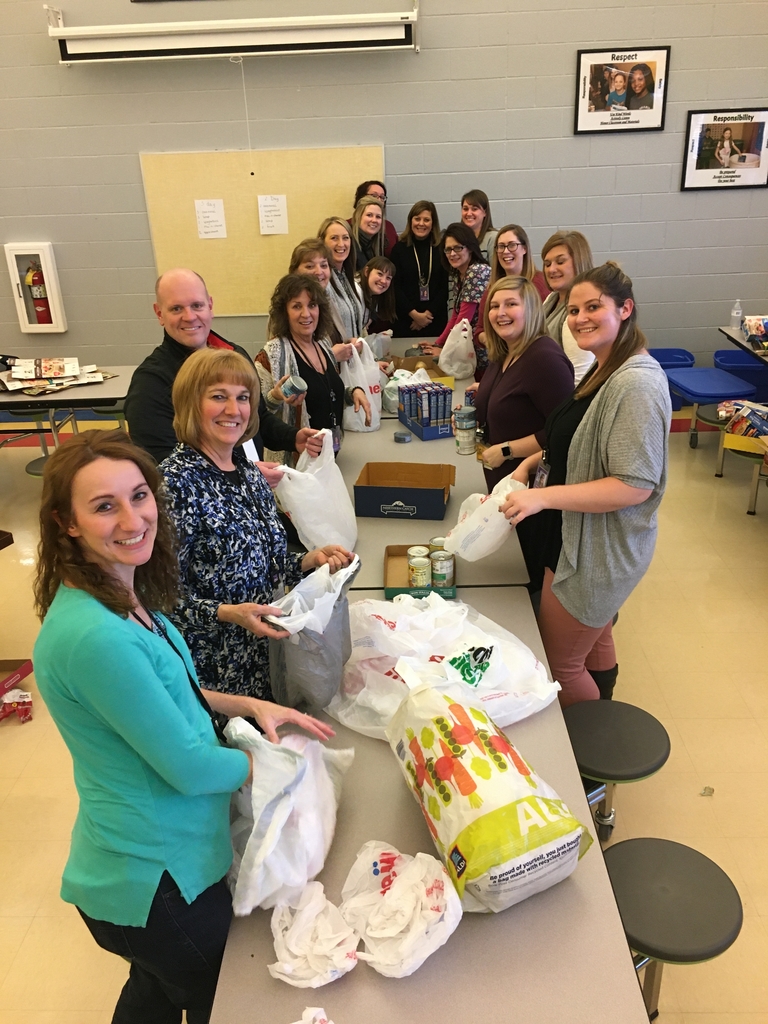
665 368 757 448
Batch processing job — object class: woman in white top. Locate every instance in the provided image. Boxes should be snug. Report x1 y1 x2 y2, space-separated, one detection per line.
715 127 743 168
318 217 365 344
461 189 498 266
541 231 596 385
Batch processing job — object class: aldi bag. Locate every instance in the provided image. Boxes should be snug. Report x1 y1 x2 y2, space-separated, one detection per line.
339 344 381 432
437 318 476 379
385 689 591 913
444 473 526 562
275 430 357 551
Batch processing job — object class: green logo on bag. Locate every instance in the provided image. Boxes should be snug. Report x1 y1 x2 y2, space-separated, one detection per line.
448 645 493 686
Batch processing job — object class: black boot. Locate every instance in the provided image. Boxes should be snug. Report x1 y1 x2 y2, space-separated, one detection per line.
588 664 618 700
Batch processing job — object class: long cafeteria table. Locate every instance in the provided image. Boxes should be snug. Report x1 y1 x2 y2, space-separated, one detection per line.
210 586 648 1024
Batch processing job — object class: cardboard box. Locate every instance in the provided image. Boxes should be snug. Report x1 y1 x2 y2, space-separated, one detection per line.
389 356 454 390
398 408 454 442
383 545 457 599
354 462 456 520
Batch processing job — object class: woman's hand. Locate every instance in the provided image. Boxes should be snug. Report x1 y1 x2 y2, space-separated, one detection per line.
332 342 355 363
255 461 284 489
419 344 441 357
481 443 508 470
464 382 479 396
301 545 354 573
217 603 289 639
270 375 305 408
499 487 549 525
409 309 433 331
241 699 336 745
353 388 372 426
295 427 323 457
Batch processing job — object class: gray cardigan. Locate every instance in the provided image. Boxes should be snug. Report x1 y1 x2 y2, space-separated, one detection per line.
552 353 672 627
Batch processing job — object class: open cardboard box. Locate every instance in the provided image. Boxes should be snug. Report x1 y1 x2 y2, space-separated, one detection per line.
384 545 457 599
354 462 455 520
389 356 454 389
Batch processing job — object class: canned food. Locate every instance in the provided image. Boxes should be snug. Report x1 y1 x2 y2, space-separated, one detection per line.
406 545 429 559
408 556 431 588
280 374 308 400
464 389 476 407
454 405 477 456
430 550 455 588
428 536 446 553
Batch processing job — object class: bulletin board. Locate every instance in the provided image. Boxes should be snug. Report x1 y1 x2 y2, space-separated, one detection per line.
140 146 384 316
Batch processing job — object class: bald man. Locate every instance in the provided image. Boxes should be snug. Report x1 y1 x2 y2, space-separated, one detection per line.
125 269 318 464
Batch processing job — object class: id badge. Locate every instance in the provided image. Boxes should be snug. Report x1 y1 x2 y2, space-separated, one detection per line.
419 284 430 302
533 461 551 489
331 424 343 454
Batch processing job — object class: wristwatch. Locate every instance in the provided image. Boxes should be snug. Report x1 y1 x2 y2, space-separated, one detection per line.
501 442 513 460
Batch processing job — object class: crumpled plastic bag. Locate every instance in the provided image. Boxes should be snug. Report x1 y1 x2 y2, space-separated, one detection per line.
444 472 526 562
225 718 354 914
269 881 358 989
276 429 357 551
437 318 476 378
290 1009 336 1024
339 344 381 432
339 840 462 978
267 557 360 636
386 689 592 914
382 367 433 413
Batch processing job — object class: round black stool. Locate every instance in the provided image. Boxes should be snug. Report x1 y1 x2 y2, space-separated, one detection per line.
604 838 743 1020
563 700 670 842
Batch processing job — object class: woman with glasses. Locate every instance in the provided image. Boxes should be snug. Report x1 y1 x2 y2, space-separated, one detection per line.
476 224 550 350
390 200 449 339
421 222 491 374
542 230 596 385
460 189 498 264
351 180 398 256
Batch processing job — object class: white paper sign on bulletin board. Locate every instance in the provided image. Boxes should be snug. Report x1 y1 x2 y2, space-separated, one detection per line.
258 194 288 235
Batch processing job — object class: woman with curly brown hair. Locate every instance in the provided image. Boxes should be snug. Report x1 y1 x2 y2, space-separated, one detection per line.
32 428 332 1024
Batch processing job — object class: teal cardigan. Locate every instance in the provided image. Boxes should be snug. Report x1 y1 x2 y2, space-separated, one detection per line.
33 585 250 927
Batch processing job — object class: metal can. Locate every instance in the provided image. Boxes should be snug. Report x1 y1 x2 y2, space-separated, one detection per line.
428 536 446 553
430 550 455 588
408 556 431 588
454 405 477 456
280 374 308 400
464 389 476 407
407 545 429 560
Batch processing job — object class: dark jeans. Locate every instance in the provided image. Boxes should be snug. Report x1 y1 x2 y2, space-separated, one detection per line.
78 871 232 1024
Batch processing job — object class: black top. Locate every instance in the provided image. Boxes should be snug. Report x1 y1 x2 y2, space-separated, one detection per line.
125 330 298 464
355 232 378 270
291 343 345 432
390 238 449 338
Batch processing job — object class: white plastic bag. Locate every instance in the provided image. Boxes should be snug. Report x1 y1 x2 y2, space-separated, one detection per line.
269 881 358 989
444 472 526 562
339 841 462 978
364 330 392 361
346 592 469 659
438 318 476 378
225 718 354 914
382 367 433 414
268 557 360 636
386 689 592 913
275 429 357 551
290 1009 336 1024
339 345 381 432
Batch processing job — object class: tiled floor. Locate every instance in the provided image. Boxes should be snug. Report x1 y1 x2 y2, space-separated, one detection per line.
1 433 767 1023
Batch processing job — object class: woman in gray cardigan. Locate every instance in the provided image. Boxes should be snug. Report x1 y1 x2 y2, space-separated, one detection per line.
500 263 671 706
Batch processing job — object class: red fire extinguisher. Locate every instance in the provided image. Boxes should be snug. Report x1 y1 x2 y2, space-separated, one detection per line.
25 262 53 325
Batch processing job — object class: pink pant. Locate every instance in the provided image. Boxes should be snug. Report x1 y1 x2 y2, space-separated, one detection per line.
537 568 616 708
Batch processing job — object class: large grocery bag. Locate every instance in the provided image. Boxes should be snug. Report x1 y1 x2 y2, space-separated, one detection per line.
385 688 592 913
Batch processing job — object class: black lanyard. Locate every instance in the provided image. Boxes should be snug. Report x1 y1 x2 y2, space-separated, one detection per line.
134 610 228 747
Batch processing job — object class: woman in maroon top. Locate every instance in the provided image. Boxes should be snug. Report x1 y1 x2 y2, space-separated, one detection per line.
471 276 575 493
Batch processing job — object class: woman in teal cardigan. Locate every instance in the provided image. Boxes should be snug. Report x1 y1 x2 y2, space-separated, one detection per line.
32 429 332 1024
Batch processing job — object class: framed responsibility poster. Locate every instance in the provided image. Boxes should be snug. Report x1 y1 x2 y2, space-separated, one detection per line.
574 46 670 134
681 108 768 191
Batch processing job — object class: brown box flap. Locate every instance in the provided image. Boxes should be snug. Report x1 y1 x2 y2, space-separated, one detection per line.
355 462 456 499
384 545 412 589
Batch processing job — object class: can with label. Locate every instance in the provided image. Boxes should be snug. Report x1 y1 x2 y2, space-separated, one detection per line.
454 405 477 455
280 374 308 400
408 556 431 588
430 550 455 588
428 536 446 553
464 389 476 407
407 545 429 560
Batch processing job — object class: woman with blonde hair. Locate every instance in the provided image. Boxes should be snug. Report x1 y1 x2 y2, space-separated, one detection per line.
477 223 550 348
161 345 355 701
350 195 387 270
541 230 596 384
501 262 671 707
318 217 365 342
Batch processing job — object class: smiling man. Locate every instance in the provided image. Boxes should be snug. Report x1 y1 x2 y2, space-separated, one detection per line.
126 268 319 464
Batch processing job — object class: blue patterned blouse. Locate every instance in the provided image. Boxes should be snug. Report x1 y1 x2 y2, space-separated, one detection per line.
161 444 304 700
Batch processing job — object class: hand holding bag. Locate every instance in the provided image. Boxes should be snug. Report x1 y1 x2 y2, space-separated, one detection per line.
339 345 381 432
438 318 476 378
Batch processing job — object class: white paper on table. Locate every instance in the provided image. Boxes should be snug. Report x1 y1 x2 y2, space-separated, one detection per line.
258 194 289 234
194 199 227 239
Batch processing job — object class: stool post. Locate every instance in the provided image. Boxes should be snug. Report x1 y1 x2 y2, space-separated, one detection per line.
688 402 700 447
747 463 760 515
715 429 726 476
640 958 663 1020
594 781 616 841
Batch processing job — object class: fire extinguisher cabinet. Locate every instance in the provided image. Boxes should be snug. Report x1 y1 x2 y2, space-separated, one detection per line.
4 242 67 333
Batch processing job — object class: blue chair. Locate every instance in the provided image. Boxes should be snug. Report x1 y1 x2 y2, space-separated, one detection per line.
648 348 695 411
664 368 757 448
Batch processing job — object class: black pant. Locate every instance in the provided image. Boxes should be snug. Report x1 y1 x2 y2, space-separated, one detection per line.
78 871 232 1024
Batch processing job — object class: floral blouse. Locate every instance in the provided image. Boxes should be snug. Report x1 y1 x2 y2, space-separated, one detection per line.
161 444 303 700
447 261 492 369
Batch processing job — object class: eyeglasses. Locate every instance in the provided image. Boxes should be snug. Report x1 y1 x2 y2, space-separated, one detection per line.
367 192 386 202
496 241 521 253
444 245 467 255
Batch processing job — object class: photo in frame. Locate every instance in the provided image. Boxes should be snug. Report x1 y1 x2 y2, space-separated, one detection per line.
574 46 670 134
681 108 768 191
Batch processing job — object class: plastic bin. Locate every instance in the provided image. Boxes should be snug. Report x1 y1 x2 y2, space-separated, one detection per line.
713 350 768 403
648 348 695 410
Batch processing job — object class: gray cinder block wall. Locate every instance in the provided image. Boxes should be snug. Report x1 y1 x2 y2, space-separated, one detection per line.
1 0 766 365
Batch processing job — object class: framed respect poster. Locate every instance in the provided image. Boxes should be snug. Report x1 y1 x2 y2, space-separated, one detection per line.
574 46 670 134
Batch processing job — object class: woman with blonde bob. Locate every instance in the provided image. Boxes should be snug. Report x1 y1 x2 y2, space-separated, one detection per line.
32 428 332 1024
470 275 574 494
541 230 596 384
161 347 353 703
500 263 671 707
